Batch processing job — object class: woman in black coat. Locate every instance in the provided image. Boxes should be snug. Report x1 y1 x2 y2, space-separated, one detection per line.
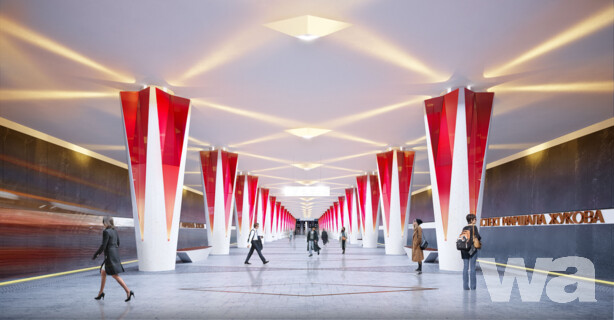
321 229 329 245
93 216 134 301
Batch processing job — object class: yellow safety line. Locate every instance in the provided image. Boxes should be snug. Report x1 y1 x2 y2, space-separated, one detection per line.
0 260 138 286
477 259 614 286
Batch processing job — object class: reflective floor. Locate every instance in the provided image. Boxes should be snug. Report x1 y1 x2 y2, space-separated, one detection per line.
1 236 612 319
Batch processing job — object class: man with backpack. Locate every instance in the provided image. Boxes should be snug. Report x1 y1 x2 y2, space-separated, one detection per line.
457 214 482 290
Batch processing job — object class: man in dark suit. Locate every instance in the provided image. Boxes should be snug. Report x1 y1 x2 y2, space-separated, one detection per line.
245 223 269 265
306 227 320 257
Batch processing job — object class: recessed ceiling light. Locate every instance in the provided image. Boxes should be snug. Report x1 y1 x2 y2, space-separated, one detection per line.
264 15 351 41
296 34 320 41
296 180 318 186
291 163 323 171
286 128 331 139
284 186 330 197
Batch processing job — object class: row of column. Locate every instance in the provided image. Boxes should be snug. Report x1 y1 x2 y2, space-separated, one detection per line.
317 87 494 271
119 86 296 271
120 86 494 272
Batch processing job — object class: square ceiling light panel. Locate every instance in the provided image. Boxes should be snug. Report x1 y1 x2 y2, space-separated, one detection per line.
286 128 331 139
265 15 351 41
291 163 323 171
283 186 330 197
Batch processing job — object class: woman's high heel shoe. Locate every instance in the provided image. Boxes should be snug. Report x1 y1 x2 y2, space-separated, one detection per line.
94 292 105 300
125 291 135 302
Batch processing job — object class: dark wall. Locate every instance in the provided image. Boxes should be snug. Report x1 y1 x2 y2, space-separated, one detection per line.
409 189 435 223
482 127 613 217
0 126 132 216
0 125 207 280
407 126 613 279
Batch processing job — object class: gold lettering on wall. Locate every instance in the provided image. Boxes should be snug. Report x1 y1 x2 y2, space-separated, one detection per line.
481 209 607 227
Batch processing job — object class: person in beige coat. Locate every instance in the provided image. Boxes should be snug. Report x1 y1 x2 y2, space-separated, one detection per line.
412 219 424 274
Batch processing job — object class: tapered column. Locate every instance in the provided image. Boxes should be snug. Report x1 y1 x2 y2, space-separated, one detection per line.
246 176 259 231
358 174 380 248
424 88 494 271
277 205 284 238
345 189 359 244
334 202 340 237
376 150 415 255
264 196 276 242
200 149 238 255
120 87 191 271
356 177 367 243
274 202 281 239
257 188 269 235
235 175 251 248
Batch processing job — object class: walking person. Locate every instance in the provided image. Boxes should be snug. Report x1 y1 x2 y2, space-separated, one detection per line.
412 219 424 274
460 214 481 290
321 229 329 245
245 223 269 265
288 229 293 242
92 216 134 302
339 227 347 254
306 227 320 257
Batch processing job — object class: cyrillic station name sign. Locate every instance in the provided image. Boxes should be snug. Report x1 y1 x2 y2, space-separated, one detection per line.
480 209 613 227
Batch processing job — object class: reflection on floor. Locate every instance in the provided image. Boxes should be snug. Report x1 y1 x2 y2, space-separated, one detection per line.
0 236 612 319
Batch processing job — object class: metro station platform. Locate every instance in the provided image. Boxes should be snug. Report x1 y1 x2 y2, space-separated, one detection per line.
1 237 612 319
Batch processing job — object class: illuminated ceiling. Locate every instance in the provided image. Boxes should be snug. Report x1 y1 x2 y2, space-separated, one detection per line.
0 1 612 219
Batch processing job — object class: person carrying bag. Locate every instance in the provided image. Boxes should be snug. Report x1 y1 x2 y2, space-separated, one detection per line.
244 223 269 265
458 214 481 290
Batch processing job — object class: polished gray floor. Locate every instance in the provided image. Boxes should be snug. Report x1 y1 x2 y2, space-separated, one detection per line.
1 236 612 319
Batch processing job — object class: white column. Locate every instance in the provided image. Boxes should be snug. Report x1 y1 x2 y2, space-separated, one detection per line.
342 198 350 241
120 87 191 272
205 152 234 255
264 198 274 242
424 88 494 271
362 178 378 248
348 190 359 244
377 150 413 255
237 179 250 248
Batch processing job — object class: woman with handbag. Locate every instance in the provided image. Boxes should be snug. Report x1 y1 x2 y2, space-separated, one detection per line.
412 219 424 274
340 227 347 254
461 214 482 290
92 216 134 302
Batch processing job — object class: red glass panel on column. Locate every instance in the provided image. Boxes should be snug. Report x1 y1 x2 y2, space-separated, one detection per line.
221 150 238 235
333 202 343 230
269 196 276 233
376 150 394 235
156 88 190 240
247 176 259 228
355 189 362 233
465 88 494 215
356 175 368 232
345 188 354 231
234 175 246 233
120 88 150 241
200 150 218 232
339 197 345 229
278 205 284 232
331 206 336 231
275 202 281 233
397 151 415 235
260 188 269 229
369 174 380 231
424 89 458 240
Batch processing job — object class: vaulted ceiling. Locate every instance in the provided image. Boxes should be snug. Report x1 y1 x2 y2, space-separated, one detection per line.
1 0 613 219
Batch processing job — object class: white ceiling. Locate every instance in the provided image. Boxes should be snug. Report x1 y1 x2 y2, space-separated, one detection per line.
1 0 613 219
